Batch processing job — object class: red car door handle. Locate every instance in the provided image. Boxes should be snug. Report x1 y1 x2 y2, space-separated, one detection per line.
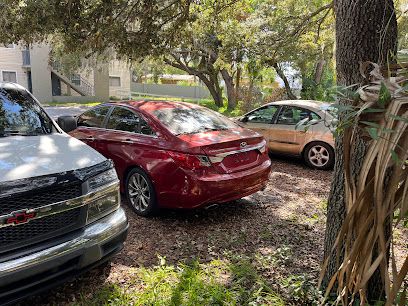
123 138 134 144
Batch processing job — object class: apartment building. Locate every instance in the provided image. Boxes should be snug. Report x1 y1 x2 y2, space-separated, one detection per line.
0 44 133 103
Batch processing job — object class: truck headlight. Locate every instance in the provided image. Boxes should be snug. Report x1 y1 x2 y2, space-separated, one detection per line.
87 168 118 191
86 169 120 224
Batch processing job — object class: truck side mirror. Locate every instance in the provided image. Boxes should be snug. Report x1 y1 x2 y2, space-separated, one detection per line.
57 116 77 133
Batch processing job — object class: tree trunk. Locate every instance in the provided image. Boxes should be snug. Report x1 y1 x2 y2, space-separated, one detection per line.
235 67 241 99
322 0 397 302
201 73 223 107
163 58 224 107
221 69 237 110
273 63 297 100
314 58 326 84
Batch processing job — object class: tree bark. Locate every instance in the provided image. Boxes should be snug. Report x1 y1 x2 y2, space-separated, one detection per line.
235 67 241 99
314 58 326 84
322 0 397 302
221 69 237 110
273 63 297 100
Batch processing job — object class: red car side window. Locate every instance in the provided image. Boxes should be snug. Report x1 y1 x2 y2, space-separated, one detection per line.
77 106 110 128
107 107 156 136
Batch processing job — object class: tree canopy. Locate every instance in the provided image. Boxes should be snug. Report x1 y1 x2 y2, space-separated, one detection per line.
0 0 192 59
0 0 336 108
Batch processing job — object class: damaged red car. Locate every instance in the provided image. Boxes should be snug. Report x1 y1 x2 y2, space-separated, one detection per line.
60 101 271 216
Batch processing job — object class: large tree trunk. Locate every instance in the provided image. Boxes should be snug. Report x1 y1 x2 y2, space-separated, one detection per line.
314 58 326 84
221 69 237 110
272 63 297 100
202 72 224 107
322 0 397 302
235 67 241 99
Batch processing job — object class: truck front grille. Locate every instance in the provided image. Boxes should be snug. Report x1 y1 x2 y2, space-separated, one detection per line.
0 183 82 216
0 208 82 253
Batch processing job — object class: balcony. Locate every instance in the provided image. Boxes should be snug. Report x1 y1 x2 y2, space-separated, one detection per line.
22 50 31 67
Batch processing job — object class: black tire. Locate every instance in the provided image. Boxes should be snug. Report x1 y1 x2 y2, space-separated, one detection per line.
125 167 158 216
303 142 335 170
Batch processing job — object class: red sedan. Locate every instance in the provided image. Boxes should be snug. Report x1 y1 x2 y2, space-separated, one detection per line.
67 101 271 216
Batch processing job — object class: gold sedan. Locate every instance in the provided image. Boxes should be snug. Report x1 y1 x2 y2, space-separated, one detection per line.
236 100 336 170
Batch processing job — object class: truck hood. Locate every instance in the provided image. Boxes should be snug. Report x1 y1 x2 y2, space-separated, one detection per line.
0 133 106 183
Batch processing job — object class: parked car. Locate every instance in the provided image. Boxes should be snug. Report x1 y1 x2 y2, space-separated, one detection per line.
236 100 335 170
59 101 272 216
0 83 128 305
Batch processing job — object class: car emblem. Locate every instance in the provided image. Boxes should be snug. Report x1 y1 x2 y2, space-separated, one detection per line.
6 211 36 225
240 142 247 148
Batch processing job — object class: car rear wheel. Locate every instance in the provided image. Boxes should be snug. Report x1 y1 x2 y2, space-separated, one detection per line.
304 142 334 170
125 168 157 216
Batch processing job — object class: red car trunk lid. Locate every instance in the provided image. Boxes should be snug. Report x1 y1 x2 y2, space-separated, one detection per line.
178 130 266 174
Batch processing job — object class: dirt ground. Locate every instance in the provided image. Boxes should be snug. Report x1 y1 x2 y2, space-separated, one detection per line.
23 156 334 305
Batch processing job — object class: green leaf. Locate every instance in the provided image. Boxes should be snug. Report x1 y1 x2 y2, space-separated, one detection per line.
361 121 380 128
381 128 395 134
391 150 400 164
367 127 379 140
378 82 392 107
389 115 408 123
361 108 385 113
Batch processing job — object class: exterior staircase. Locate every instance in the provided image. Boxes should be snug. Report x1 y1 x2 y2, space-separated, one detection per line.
50 62 95 96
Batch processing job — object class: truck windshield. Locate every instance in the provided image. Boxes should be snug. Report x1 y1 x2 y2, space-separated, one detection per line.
0 87 54 136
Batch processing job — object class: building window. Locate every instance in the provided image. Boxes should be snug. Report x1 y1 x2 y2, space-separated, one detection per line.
109 76 121 87
2 71 17 83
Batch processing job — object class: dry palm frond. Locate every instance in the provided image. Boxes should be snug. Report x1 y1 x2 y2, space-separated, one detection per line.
320 62 408 305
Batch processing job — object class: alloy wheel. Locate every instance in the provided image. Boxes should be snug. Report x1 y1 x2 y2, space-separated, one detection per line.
308 145 330 168
128 173 151 212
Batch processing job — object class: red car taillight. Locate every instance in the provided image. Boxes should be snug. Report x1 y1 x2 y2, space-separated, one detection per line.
169 152 212 170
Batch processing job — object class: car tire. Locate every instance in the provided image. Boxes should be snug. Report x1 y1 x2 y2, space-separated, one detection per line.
304 142 335 170
125 168 158 217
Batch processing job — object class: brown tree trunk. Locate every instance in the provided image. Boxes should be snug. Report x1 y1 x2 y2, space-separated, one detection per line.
273 63 297 100
322 0 397 302
314 58 326 84
235 67 241 99
221 69 237 110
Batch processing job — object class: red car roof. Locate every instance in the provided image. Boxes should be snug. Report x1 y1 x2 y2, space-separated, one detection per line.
109 100 200 113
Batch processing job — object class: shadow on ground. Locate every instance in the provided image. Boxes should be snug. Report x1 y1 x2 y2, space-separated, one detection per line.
22 157 333 305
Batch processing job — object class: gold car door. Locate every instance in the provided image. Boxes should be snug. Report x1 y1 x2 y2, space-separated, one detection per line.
239 105 279 145
269 106 311 155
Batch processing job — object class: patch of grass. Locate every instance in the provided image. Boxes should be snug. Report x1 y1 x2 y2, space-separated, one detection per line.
320 200 328 214
75 257 284 306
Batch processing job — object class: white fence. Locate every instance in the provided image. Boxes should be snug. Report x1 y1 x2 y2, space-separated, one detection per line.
130 83 211 100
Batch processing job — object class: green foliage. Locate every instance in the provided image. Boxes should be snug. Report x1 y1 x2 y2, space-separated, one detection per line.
301 67 336 102
282 274 322 304
75 256 285 306
378 82 393 107
0 0 191 59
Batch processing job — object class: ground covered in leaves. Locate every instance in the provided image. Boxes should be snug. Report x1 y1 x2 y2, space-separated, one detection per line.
23 156 333 305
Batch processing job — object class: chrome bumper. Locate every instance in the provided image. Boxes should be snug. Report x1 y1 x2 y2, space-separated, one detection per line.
0 207 128 285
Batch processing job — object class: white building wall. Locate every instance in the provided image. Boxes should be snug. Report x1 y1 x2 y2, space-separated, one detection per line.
0 45 28 88
109 60 131 99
